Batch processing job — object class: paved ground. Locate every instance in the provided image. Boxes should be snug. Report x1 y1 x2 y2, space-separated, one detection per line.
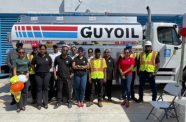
0 78 185 122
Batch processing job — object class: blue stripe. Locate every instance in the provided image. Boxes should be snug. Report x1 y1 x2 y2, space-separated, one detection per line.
19 32 22 37
34 32 42 38
27 32 34 38
22 32 27 38
16 32 19 37
42 32 77 38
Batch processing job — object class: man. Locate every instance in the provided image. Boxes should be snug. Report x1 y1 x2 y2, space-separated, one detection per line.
54 45 73 109
49 45 61 102
126 43 139 102
27 41 39 104
87 48 107 107
70 45 78 60
138 41 160 102
6 41 23 105
103 49 115 101
85 48 93 101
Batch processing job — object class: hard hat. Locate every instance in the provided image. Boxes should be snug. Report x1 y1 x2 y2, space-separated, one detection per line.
31 42 39 48
126 43 132 48
144 41 152 46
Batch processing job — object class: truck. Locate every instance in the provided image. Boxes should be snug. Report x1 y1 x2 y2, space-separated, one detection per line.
9 8 186 85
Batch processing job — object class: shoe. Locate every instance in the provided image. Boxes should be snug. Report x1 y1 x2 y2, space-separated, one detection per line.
86 102 93 107
125 101 130 108
98 102 103 108
54 102 62 109
21 107 25 111
37 106 41 110
137 99 144 103
77 102 81 107
121 100 126 106
16 109 21 113
80 102 84 107
131 97 138 102
10 100 16 105
44 105 48 109
68 102 72 108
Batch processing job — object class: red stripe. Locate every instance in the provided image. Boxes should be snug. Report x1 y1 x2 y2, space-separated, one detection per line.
21 26 25 30
18 26 20 30
33 26 40 31
41 26 78 31
26 26 32 30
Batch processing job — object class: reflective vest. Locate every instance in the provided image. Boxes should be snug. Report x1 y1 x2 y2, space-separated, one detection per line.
130 53 136 71
140 51 157 72
27 54 35 74
90 58 105 79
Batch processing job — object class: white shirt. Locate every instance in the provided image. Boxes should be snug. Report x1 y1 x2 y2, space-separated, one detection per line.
49 51 61 72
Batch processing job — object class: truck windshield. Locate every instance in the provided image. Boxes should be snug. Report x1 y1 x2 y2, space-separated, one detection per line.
157 27 180 45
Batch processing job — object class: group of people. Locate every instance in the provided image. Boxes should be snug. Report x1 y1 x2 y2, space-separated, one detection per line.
6 40 160 113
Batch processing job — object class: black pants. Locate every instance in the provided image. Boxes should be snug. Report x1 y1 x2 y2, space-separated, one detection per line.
49 72 57 100
139 71 157 101
17 82 29 109
103 79 112 99
29 74 36 101
35 72 51 106
90 79 103 102
57 77 72 103
130 71 136 99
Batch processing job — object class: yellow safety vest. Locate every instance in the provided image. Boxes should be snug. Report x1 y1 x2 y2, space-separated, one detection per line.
140 51 157 72
90 58 106 79
27 54 35 74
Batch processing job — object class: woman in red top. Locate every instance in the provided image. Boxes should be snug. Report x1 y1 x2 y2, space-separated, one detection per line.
118 48 134 108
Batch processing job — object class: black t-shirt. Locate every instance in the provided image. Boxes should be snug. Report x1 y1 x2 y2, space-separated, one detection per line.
73 56 88 75
104 56 115 80
31 54 52 73
54 55 72 78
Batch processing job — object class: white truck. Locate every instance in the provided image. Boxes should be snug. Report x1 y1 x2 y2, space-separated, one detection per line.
9 9 186 85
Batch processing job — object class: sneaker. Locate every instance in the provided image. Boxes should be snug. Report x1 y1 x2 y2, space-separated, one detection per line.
121 99 127 105
98 102 103 107
131 97 138 102
21 107 25 111
37 106 41 110
68 102 72 108
16 108 21 113
80 102 84 107
125 101 130 108
86 102 93 107
54 102 62 109
77 102 81 107
44 105 48 109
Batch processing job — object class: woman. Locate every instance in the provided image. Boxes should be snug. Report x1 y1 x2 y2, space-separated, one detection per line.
118 48 134 108
31 44 52 110
13 48 29 113
72 47 88 107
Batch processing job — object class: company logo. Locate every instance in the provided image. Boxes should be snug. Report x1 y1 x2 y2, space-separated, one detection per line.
15 25 78 39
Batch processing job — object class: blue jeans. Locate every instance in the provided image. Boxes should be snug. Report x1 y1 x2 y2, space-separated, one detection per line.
121 74 132 100
74 73 87 101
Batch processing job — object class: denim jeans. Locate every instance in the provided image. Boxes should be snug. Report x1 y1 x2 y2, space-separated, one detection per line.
74 73 87 101
121 74 132 100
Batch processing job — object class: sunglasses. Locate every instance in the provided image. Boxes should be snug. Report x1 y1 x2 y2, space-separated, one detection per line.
63 49 68 52
124 51 129 53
